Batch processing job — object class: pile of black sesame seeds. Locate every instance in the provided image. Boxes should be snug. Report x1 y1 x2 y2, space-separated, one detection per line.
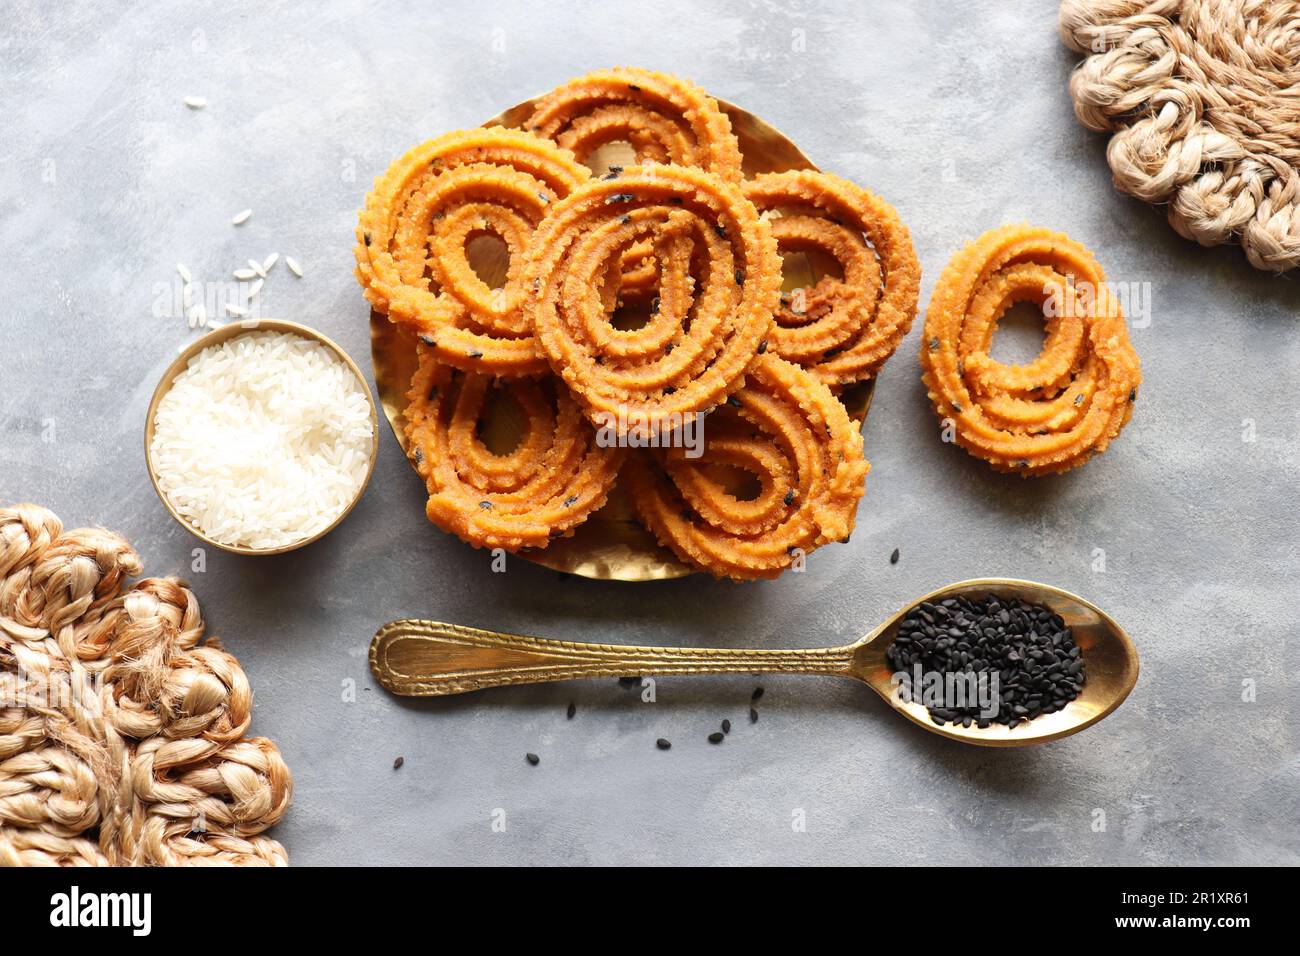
885 594 1085 729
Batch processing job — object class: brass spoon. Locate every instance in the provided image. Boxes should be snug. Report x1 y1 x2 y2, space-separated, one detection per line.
369 578 1139 747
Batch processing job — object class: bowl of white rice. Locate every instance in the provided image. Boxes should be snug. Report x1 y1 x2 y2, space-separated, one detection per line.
146 319 379 555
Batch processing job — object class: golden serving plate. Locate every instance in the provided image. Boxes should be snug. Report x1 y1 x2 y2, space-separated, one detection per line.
371 95 874 581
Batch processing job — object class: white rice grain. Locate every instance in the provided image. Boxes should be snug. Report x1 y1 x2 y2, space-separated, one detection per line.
150 330 373 549
285 256 303 277
231 209 252 225
262 252 279 272
183 96 207 109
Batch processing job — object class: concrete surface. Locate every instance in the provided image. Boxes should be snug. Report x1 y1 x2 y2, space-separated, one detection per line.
2 0 1296 866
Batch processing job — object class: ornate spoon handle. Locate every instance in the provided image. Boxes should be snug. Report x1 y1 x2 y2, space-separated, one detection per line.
370 620 857 696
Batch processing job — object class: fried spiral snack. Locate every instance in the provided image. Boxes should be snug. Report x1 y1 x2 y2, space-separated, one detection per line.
523 163 781 437
524 67 744 181
625 355 868 580
355 127 590 376
744 170 921 388
920 224 1141 476
403 348 625 552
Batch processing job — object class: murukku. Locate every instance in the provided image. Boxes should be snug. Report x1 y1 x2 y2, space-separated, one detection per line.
523 163 781 438
920 224 1141 476
355 127 590 376
743 170 921 388
624 355 868 580
523 68 744 181
403 346 625 551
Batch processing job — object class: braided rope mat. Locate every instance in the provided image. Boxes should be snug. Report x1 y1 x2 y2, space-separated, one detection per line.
0 504 292 866
1060 0 1300 271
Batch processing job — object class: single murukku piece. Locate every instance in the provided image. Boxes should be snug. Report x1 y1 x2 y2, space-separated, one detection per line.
743 170 921 387
624 355 868 580
920 224 1142 476
523 163 781 438
355 127 590 376
403 347 625 552
523 67 744 181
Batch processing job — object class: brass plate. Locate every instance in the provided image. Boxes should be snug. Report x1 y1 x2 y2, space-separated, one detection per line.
371 95 875 581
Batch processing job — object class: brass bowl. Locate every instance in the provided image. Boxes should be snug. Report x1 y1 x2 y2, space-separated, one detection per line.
371 96 874 580
145 318 380 556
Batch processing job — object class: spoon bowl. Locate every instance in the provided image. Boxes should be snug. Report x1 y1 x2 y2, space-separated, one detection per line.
370 578 1138 747
847 578 1139 746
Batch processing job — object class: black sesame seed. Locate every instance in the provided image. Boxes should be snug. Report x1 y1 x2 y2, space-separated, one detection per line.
606 192 636 204
393 756 404 769
757 340 768 354
656 737 672 750
783 490 795 506
929 337 940 350
1074 394 1085 406
563 495 578 507
469 350 484 359
566 701 576 719
363 232 371 246
721 719 731 734
478 500 493 509
885 594 1085 729
707 732 725 744
526 753 540 765
734 269 745 285
890 547 900 565
419 334 436 346
751 687 764 701
726 395 742 408
749 707 758 724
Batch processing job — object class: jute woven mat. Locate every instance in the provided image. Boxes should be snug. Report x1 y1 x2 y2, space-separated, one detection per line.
0 504 292 866
1060 0 1300 271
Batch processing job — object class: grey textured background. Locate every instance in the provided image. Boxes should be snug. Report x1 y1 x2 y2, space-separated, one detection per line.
3 0 1296 866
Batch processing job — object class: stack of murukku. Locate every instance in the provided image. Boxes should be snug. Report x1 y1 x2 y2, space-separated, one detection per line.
355 67 920 579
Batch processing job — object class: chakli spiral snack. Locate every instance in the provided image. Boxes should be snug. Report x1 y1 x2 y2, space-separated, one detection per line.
523 163 781 438
355 127 590 376
403 347 625 552
0 503 292 866
625 355 868 580
1060 0 1300 272
743 170 921 387
524 67 744 181
920 225 1141 476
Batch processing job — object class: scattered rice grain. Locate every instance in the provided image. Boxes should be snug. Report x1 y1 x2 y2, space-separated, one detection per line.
231 209 252 225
